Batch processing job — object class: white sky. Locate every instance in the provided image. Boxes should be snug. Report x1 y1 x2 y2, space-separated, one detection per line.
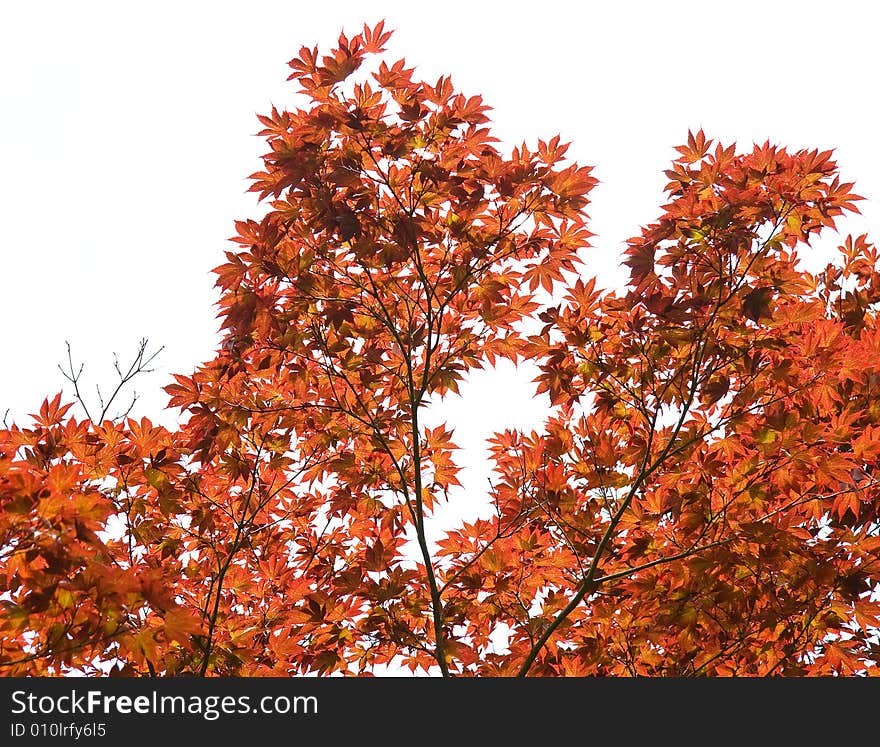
2 1 878 513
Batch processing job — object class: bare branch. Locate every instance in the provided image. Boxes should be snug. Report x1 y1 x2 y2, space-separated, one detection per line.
58 338 164 422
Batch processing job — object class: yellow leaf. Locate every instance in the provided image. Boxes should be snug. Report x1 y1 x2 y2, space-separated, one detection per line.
756 428 777 445
144 466 168 489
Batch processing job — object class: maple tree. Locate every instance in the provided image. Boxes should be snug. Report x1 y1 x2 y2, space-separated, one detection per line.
2 23 880 677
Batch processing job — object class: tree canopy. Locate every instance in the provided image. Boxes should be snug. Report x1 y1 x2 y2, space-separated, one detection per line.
2 23 880 676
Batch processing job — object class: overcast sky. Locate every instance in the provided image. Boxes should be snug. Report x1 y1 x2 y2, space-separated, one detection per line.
2 1 878 511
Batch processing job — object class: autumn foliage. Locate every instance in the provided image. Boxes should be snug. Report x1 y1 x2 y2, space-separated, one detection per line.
3 23 880 676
